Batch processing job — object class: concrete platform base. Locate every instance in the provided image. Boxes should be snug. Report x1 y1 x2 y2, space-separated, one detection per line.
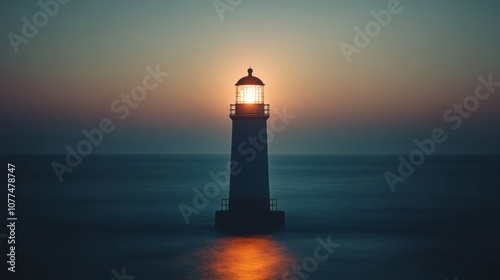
215 211 285 233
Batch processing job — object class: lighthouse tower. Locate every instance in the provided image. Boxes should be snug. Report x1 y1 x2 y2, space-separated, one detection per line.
215 68 285 232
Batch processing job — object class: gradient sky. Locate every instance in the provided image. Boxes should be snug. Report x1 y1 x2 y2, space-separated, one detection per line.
1 0 499 154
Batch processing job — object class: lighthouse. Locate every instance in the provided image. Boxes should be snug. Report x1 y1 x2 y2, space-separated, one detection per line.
215 68 285 232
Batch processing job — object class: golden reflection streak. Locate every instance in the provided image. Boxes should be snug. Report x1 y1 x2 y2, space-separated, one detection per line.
198 236 296 280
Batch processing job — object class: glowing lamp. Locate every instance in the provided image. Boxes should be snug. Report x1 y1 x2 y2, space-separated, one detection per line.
230 68 269 116
236 68 264 104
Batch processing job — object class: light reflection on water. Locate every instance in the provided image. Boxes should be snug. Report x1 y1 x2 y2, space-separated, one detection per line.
198 236 296 280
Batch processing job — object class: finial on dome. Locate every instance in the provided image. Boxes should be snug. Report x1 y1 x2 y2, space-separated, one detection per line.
235 67 264 85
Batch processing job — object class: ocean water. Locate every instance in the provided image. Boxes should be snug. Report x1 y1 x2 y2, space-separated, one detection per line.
1 154 499 280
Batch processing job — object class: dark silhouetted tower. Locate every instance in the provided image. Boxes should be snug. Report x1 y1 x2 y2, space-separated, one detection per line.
215 68 285 232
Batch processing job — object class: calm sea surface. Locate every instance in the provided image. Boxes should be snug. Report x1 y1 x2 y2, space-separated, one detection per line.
1 155 499 280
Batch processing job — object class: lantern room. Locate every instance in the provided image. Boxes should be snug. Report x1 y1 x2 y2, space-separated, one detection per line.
231 68 269 117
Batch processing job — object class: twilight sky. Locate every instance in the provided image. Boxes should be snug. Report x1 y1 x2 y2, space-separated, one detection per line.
1 0 499 154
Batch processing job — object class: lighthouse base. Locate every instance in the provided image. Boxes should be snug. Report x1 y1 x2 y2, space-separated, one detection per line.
215 210 285 233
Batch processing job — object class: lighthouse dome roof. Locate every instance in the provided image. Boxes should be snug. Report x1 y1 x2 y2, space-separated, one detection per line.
235 68 265 86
